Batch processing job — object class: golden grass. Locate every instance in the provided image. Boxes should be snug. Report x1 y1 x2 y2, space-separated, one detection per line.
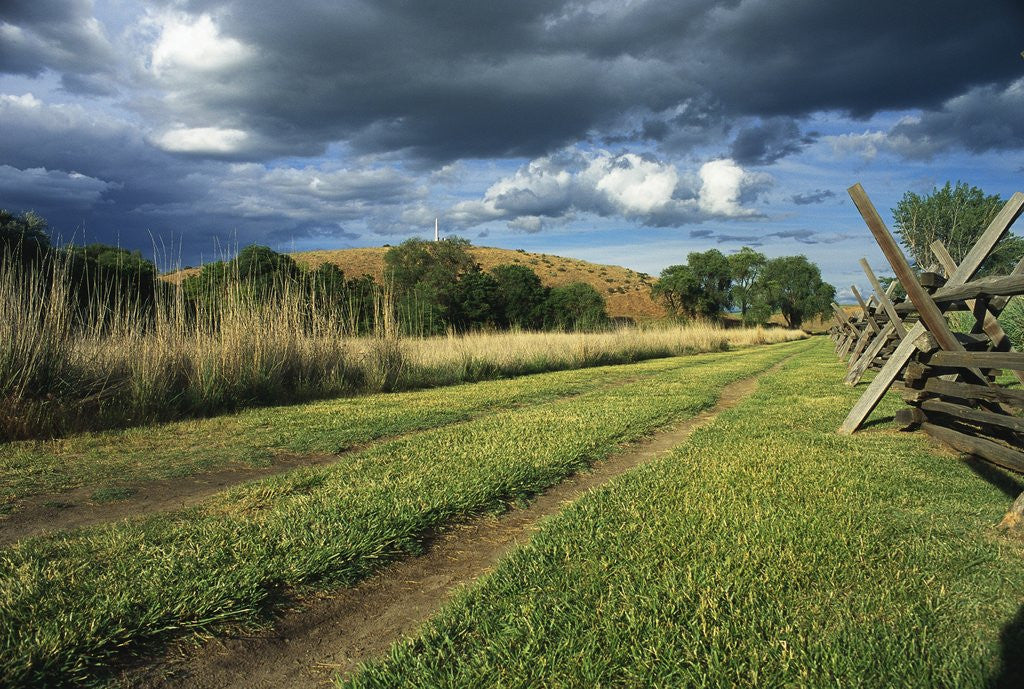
3 255 804 440
399 322 803 374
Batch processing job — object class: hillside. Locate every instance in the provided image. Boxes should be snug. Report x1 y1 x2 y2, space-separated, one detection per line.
168 246 666 321
303 246 664 320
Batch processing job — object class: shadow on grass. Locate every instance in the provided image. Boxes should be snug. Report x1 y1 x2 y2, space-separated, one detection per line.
991 603 1024 688
860 414 895 430
963 456 1024 500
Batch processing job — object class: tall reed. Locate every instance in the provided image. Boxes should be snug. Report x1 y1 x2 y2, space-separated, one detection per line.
0 254 805 441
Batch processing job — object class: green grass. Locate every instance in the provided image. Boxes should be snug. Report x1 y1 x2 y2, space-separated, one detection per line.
0 339 810 686
341 340 1024 689
0 351 739 506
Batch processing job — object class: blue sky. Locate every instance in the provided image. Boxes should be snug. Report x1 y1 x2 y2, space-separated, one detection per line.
1 0 1022 301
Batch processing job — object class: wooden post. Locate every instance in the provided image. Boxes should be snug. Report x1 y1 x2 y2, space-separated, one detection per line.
837 186 1024 434
859 258 907 339
850 285 880 333
849 188 962 353
845 321 895 385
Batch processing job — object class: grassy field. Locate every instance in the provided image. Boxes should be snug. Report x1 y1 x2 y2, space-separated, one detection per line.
1 246 802 440
0 340 810 686
0 353 710 506
341 341 1024 688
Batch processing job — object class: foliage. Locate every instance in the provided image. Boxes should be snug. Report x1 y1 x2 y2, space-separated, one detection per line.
653 249 732 320
384 237 478 321
65 243 159 316
651 263 696 316
892 181 1022 275
0 210 51 267
728 246 766 323
451 270 503 329
545 282 607 330
489 264 547 329
1001 297 1023 349
753 255 834 328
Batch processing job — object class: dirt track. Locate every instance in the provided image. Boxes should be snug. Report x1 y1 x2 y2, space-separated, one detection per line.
1 373 662 546
125 365 775 689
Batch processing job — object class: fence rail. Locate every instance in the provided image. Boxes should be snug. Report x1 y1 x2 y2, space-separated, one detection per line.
829 183 1024 474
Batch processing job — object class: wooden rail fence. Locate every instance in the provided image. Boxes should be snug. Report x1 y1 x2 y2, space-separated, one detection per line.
829 183 1024 475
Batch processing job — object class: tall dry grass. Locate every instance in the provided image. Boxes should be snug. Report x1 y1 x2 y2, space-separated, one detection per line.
0 256 806 440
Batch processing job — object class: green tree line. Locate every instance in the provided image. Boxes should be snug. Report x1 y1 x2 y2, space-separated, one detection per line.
652 247 835 329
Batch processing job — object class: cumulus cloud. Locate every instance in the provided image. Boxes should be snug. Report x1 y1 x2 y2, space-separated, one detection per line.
147 11 255 78
447 149 769 232
888 77 1024 157
824 78 1024 162
42 0 1015 164
215 164 422 221
2 0 1023 265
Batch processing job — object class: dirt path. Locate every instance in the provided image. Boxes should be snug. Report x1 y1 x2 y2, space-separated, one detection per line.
1 373 659 547
126 365 775 689
0 452 341 547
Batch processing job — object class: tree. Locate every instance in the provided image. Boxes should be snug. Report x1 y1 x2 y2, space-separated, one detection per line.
490 263 547 329
234 245 300 283
384 237 479 323
545 282 607 330
892 181 1022 276
651 264 696 316
728 246 766 323
752 255 834 329
184 245 301 303
384 237 477 294
452 271 503 329
0 210 51 267
652 249 732 320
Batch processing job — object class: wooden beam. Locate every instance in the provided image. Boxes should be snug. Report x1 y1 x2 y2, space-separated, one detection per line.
837 186 1024 434
930 241 1024 389
845 321 895 386
848 185 965 353
846 323 875 369
991 255 1024 312
921 422 1024 474
923 377 1024 408
859 258 907 339
922 274 1024 304
920 398 1024 434
928 351 1024 371
850 285 880 333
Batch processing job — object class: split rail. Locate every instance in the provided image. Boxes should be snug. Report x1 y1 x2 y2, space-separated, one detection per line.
830 184 1024 474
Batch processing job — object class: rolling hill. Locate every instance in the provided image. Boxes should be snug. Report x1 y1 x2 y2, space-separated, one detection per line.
168 246 666 321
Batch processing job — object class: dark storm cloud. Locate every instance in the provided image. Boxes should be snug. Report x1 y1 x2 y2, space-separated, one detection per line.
3 0 1023 260
0 95 419 259
0 0 115 79
730 118 815 166
792 190 837 205
888 78 1024 158
136 0 1024 163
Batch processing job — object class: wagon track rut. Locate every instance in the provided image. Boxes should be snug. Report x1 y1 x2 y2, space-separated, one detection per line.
1 370 657 546
125 360 784 689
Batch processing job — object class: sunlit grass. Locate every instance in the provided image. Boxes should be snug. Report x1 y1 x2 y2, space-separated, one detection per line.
0 341 809 687
1 350 751 505
341 341 1024 689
